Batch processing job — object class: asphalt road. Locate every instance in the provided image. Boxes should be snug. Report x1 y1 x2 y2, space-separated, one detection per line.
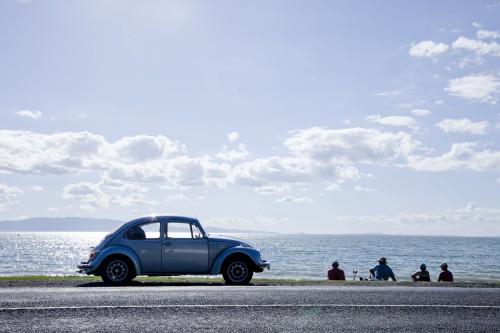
1 282 499 332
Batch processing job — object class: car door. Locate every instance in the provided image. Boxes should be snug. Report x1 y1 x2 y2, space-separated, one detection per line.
162 221 209 273
124 221 162 274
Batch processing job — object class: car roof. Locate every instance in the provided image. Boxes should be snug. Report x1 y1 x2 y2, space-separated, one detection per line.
128 215 200 224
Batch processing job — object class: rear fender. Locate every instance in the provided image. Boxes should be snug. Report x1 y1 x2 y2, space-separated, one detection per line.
210 247 262 275
91 245 142 276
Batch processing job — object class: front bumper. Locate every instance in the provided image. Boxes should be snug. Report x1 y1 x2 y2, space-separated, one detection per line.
255 260 271 273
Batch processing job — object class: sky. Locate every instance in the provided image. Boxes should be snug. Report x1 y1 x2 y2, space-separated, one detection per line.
1 1 500 236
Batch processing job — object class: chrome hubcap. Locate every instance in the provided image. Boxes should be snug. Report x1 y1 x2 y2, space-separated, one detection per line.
107 260 128 281
228 262 247 282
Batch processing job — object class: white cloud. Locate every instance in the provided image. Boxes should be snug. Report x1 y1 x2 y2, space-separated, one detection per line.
228 132 239 143
324 183 342 192
275 195 313 203
284 127 420 165
232 156 314 187
0 130 187 176
254 184 291 195
109 156 207 187
100 177 150 193
216 143 250 161
374 90 400 97
333 209 500 236
459 201 478 213
409 40 449 57
62 182 103 200
108 154 230 189
0 183 23 211
0 131 106 174
16 110 42 119
410 109 431 117
451 36 500 56
111 135 185 163
62 181 158 210
284 127 420 164
5 126 498 205
232 129 398 189
165 194 190 202
408 142 500 172
366 114 417 128
436 118 489 135
336 166 361 182
203 215 287 230
30 185 44 191
445 75 500 102
353 186 375 192
477 30 500 39
229 128 420 187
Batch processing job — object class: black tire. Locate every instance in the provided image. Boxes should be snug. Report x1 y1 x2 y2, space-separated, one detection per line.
100 256 135 285
222 257 254 285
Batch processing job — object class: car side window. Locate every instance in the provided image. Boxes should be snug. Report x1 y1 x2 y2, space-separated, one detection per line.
166 222 203 239
125 222 160 240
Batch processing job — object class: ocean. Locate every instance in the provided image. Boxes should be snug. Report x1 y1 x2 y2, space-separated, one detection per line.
0 232 498 282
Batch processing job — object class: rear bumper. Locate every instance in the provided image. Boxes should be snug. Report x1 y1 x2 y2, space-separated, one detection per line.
76 262 97 275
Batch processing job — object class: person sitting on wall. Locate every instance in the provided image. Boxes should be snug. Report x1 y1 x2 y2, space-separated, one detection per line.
411 263 431 282
438 263 453 282
370 257 396 281
327 261 346 280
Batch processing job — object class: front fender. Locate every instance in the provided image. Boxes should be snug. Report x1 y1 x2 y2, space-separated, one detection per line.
210 246 264 275
80 245 142 276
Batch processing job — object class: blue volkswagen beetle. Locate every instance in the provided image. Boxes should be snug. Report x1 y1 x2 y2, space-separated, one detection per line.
77 216 270 285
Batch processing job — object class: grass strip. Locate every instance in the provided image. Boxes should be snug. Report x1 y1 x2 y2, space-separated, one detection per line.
0 275 499 285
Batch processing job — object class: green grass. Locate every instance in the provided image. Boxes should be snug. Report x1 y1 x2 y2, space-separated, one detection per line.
0 275 498 285
0 275 341 283
0 275 101 281
0 275 336 283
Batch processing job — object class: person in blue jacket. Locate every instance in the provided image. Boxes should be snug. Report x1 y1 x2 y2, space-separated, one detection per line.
369 257 396 281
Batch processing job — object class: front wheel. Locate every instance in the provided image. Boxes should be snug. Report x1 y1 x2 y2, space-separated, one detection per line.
222 258 254 285
100 257 134 285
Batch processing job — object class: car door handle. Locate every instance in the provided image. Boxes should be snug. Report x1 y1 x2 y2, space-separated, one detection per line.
163 242 172 246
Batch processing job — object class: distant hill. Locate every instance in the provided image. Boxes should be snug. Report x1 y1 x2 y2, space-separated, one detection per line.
0 217 124 232
203 226 268 234
0 217 268 233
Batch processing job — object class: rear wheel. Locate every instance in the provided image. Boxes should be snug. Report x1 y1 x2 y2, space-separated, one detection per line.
222 257 254 285
100 257 135 285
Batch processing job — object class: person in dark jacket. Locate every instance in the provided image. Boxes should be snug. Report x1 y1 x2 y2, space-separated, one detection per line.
438 263 453 282
411 263 431 281
327 261 346 280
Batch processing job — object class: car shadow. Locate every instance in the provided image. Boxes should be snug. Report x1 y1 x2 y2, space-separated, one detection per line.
78 280 241 287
